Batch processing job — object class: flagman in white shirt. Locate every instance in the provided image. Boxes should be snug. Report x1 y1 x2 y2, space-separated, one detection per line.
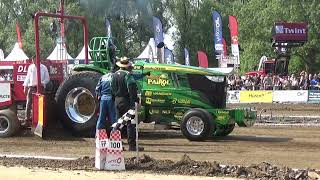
22 58 50 125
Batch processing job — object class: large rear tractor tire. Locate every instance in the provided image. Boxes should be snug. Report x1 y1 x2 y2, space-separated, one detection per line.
180 109 214 141
55 71 102 135
0 107 20 138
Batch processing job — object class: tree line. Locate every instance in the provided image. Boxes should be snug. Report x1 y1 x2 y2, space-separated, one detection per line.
0 0 319 73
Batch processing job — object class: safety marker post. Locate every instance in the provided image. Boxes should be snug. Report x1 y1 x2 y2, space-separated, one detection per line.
135 102 139 165
95 129 109 170
105 130 125 170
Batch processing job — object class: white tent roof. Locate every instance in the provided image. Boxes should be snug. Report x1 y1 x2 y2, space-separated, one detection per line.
4 43 29 61
137 38 157 62
75 46 91 60
0 49 4 60
47 43 73 60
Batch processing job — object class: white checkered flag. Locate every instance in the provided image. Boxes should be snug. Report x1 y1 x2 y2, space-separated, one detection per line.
111 102 140 164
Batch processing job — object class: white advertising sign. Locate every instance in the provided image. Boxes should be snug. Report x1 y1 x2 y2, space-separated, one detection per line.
227 91 240 103
17 75 26 82
273 90 308 103
0 83 11 103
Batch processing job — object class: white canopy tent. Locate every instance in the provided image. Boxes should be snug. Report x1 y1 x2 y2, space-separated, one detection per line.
0 49 4 60
137 38 157 63
47 43 73 61
4 43 29 61
74 46 91 64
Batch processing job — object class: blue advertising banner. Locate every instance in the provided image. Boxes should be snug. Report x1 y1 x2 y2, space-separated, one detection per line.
184 48 190 66
212 11 223 55
308 90 320 103
105 18 112 37
164 48 174 64
153 17 164 48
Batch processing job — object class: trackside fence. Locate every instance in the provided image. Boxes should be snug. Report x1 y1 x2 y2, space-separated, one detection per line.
227 90 320 104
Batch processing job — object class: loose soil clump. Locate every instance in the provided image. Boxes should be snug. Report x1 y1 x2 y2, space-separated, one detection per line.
1 154 319 179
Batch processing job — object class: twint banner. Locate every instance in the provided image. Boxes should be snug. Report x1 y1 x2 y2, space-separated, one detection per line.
308 90 320 103
272 22 308 42
273 90 308 103
212 11 223 55
240 91 273 103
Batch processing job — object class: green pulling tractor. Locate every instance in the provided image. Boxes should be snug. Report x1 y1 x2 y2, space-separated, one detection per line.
55 36 257 141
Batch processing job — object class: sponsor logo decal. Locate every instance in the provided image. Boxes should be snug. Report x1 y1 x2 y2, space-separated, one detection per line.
147 74 170 86
17 65 28 73
276 25 306 34
107 157 122 164
145 97 165 105
171 98 191 105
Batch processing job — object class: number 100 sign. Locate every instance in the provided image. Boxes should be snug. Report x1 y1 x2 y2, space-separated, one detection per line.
110 141 122 150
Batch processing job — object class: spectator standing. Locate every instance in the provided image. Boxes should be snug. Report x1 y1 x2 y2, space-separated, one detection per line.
282 76 291 90
310 75 319 90
291 75 299 90
95 72 116 132
263 74 273 90
253 75 261 90
299 74 306 90
244 75 252 90
235 75 242 90
22 58 50 125
229 75 236 90
305 74 311 90
273 75 281 90
111 57 144 151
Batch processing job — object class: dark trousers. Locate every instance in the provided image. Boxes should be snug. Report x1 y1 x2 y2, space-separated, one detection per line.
115 97 136 148
25 87 37 120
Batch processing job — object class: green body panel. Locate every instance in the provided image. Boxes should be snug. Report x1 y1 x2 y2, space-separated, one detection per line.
73 64 108 74
132 61 257 136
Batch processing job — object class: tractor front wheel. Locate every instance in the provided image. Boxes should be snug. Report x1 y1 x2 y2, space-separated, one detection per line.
0 107 20 138
180 109 213 141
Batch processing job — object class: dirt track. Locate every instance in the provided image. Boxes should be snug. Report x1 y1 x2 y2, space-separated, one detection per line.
0 166 239 180
1 125 320 170
228 103 320 117
1 103 320 179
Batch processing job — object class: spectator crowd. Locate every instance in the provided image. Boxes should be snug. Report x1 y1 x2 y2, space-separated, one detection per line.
0 70 13 81
227 71 320 91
